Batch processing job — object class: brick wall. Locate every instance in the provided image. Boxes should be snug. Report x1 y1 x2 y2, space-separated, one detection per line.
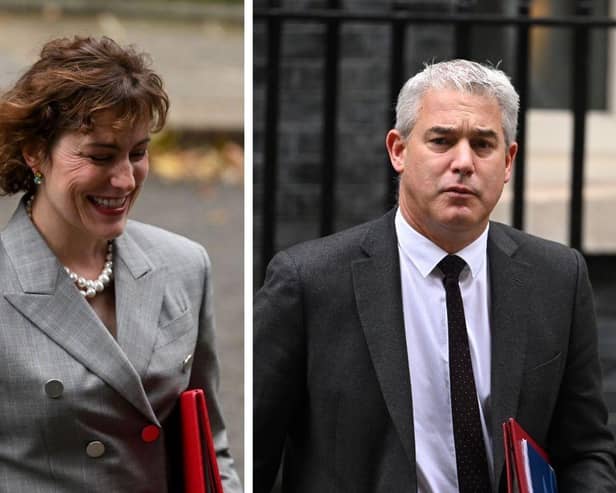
254 0 509 281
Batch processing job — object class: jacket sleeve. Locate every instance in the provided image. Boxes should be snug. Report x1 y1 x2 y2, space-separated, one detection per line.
548 249 616 491
253 250 306 493
188 247 243 493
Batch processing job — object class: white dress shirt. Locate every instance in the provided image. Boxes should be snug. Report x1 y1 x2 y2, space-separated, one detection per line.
395 209 493 492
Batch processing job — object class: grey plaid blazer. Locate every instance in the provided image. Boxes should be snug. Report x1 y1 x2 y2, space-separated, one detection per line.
0 201 241 493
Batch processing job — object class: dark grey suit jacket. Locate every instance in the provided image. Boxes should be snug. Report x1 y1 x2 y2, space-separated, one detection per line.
254 209 616 492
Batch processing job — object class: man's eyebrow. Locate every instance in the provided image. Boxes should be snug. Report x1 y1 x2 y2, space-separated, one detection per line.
424 126 499 140
473 128 499 140
425 125 456 135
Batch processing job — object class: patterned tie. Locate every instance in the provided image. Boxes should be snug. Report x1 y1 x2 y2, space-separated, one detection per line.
438 255 491 493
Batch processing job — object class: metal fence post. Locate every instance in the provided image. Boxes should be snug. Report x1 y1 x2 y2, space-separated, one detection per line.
261 3 282 280
455 0 474 58
512 0 531 231
320 0 342 236
570 0 592 250
386 7 407 210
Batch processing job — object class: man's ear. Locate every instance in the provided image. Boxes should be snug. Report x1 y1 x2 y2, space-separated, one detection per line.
386 129 407 175
503 141 518 184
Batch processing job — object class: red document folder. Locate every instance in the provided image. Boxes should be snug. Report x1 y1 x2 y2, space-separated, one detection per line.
180 389 224 493
502 417 558 493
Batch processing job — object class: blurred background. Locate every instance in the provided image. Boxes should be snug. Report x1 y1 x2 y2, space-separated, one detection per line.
253 0 616 465
0 0 244 484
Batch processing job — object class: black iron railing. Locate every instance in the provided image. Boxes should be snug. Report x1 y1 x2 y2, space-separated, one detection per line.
254 0 616 443
255 4 616 278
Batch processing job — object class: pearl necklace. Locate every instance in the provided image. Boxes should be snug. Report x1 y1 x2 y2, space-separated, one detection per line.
25 195 114 299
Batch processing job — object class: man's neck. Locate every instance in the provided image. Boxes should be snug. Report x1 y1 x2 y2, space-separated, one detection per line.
397 204 488 254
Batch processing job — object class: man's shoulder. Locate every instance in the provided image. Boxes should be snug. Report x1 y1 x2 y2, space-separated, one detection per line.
489 221 581 269
282 211 393 263
259 211 398 299
263 211 396 286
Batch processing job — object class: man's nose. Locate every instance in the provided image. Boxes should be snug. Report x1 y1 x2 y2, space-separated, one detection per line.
450 140 474 176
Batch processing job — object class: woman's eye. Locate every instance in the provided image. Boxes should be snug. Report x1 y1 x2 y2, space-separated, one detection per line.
130 151 147 160
89 155 113 163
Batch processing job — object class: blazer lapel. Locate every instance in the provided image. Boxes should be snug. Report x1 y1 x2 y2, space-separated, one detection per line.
487 224 533 485
113 229 165 384
1 204 159 425
352 210 416 469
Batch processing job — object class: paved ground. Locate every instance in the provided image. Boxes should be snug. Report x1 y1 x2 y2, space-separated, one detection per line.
0 179 245 485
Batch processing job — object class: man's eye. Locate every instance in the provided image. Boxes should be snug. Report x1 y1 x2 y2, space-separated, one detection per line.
430 137 448 145
474 140 495 151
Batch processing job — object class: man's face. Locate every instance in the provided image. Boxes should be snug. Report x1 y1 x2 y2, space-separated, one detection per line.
386 88 517 251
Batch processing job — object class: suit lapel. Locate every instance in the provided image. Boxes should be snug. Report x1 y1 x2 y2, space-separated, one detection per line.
1 205 159 425
352 210 416 469
487 224 533 484
114 229 165 382
350 216 533 485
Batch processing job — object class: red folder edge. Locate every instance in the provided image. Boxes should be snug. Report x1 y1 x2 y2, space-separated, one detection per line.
502 417 551 493
180 388 224 493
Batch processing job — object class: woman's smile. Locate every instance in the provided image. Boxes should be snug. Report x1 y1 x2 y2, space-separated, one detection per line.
87 195 130 215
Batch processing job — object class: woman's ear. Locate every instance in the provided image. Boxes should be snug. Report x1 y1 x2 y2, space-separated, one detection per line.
22 143 44 171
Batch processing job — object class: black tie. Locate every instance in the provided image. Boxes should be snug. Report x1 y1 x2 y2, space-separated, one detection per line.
438 255 491 493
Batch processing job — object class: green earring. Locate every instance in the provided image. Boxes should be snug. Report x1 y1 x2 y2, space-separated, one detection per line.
33 170 44 185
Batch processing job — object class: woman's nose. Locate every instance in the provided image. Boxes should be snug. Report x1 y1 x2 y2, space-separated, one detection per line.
110 158 136 191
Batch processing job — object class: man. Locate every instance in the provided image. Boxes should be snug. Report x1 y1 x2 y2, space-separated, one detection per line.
254 60 616 492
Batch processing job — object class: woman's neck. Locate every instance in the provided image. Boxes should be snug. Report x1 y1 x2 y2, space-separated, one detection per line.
28 195 111 279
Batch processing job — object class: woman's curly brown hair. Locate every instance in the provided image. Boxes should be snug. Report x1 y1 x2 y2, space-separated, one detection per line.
0 35 170 195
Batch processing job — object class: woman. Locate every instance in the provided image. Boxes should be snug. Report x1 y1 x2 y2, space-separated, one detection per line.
0 36 242 492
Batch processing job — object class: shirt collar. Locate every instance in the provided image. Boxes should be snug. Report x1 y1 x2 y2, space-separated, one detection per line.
394 208 489 279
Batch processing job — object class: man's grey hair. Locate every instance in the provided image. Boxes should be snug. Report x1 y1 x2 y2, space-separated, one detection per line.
395 59 520 146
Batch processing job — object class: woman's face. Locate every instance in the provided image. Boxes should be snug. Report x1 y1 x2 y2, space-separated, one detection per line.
32 111 150 245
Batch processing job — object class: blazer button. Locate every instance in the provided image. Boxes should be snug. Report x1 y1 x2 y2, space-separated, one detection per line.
141 425 160 443
182 353 193 373
44 379 64 399
86 441 105 458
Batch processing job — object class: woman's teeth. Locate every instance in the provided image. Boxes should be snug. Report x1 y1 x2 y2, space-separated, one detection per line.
91 196 126 208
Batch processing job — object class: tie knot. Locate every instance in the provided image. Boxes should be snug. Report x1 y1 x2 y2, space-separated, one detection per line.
438 255 466 281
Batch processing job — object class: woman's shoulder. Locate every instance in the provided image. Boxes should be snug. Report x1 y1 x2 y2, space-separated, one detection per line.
121 219 211 271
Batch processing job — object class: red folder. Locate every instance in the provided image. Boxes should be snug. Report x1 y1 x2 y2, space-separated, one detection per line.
502 417 557 493
180 389 224 493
